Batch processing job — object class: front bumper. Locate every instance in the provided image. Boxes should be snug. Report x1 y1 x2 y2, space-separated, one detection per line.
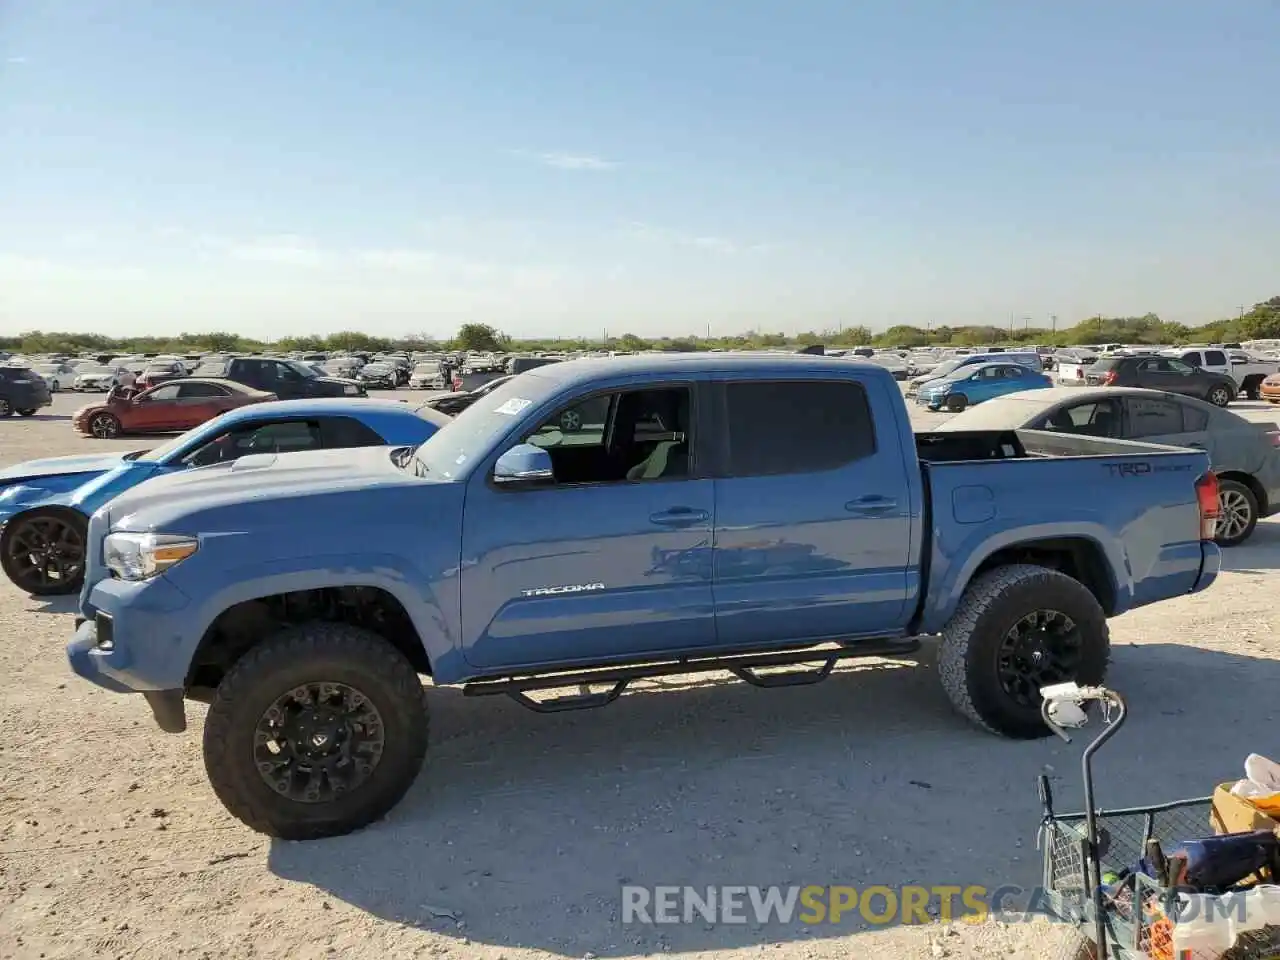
66 574 198 732
70 618 189 731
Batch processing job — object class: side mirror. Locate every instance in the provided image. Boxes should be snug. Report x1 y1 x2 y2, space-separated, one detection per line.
493 443 554 487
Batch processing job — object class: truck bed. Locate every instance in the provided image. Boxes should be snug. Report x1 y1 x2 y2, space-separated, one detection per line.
912 428 1214 633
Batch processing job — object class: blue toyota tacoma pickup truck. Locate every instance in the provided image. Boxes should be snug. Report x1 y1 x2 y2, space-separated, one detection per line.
66 355 1222 839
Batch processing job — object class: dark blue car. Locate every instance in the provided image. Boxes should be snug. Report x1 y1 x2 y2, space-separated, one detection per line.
0 398 450 595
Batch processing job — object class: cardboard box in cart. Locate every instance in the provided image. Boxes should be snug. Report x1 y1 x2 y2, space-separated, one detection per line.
1210 782 1280 833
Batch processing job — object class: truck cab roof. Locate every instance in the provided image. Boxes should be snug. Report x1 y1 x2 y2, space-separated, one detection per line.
522 352 888 387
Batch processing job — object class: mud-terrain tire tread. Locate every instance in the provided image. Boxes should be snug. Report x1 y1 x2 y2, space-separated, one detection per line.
938 563 1110 738
203 621 429 840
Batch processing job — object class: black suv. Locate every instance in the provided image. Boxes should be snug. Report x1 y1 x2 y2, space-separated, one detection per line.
194 357 366 400
0 365 53 417
1085 354 1238 407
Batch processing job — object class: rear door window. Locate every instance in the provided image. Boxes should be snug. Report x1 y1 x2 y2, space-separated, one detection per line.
724 381 875 477
1181 405 1210 432
1205 350 1228 367
1125 397 1185 437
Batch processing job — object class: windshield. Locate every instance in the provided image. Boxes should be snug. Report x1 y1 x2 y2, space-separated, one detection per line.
284 360 319 378
928 359 964 378
408 373 558 479
412 363 439 375
135 412 237 463
78 365 112 376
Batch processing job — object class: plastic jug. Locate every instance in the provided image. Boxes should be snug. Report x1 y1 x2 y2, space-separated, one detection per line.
1172 884 1280 955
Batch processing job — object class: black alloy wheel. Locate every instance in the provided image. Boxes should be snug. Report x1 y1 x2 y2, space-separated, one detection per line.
0 510 88 595
995 609 1082 709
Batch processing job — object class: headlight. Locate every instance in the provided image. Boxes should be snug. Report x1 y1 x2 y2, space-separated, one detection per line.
344 384 359 395
103 532 198 581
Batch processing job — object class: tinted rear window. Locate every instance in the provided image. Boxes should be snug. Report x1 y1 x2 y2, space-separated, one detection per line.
1090 358 1123 371
725 381 876 477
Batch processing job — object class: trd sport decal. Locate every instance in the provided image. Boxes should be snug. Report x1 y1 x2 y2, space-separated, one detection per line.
520 582 606 598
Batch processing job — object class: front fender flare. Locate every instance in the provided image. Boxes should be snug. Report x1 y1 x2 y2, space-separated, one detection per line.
181 552 455 672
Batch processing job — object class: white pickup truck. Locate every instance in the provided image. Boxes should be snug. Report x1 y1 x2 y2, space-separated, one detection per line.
1163 348 1280 400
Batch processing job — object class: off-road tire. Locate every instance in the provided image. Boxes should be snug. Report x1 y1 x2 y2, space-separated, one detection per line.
945 393 969 412
938 564 1110 738
17 409 36 417
1215 478 1259 547
203 622 429 840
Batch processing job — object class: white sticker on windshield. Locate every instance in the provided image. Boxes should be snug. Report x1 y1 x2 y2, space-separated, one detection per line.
494 398 532 416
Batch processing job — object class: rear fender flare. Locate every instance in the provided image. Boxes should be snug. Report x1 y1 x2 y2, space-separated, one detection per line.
919 523 1127 634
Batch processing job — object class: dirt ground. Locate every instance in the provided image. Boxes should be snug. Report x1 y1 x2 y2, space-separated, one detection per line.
3 388 1279 960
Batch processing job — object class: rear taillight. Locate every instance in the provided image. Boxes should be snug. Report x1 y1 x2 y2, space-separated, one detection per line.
1101 371 1118 385
1195 471 1220 540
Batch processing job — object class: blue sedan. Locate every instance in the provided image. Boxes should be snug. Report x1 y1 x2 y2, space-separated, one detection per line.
0 399 450 596
916 361 1053 412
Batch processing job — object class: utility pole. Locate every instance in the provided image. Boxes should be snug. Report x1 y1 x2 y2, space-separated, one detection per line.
1051 314 1058 335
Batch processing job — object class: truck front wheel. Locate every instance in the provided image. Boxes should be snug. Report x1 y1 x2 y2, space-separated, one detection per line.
203 622 429 840
938 564 1110 739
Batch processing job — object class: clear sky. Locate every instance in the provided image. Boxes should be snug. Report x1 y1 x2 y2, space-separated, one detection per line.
2 1 1278 340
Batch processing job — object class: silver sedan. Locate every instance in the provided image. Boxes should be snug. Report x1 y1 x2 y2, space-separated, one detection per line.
935 386 1280 547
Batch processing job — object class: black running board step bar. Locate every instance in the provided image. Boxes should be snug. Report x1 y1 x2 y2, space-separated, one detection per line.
464 638 921 713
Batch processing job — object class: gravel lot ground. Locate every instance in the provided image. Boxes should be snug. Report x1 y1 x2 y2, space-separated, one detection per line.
3 387 1279 960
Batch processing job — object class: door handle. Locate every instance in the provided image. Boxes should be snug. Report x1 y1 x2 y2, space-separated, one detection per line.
649 507 709 527
845 496 898 515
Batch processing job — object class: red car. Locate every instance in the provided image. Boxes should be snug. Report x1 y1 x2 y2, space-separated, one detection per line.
73 379 276 439
134 360 188 390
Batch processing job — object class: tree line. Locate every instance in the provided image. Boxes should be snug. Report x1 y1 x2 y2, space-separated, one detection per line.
5 297 1279 358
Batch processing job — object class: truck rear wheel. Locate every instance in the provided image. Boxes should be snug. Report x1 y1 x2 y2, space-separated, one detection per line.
938 564 1110 739
203 622 429 840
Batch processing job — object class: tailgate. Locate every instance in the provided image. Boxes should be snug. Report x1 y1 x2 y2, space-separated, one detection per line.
916 432 1214 632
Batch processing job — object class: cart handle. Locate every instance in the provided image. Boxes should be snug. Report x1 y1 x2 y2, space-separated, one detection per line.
1040 683 1125 744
